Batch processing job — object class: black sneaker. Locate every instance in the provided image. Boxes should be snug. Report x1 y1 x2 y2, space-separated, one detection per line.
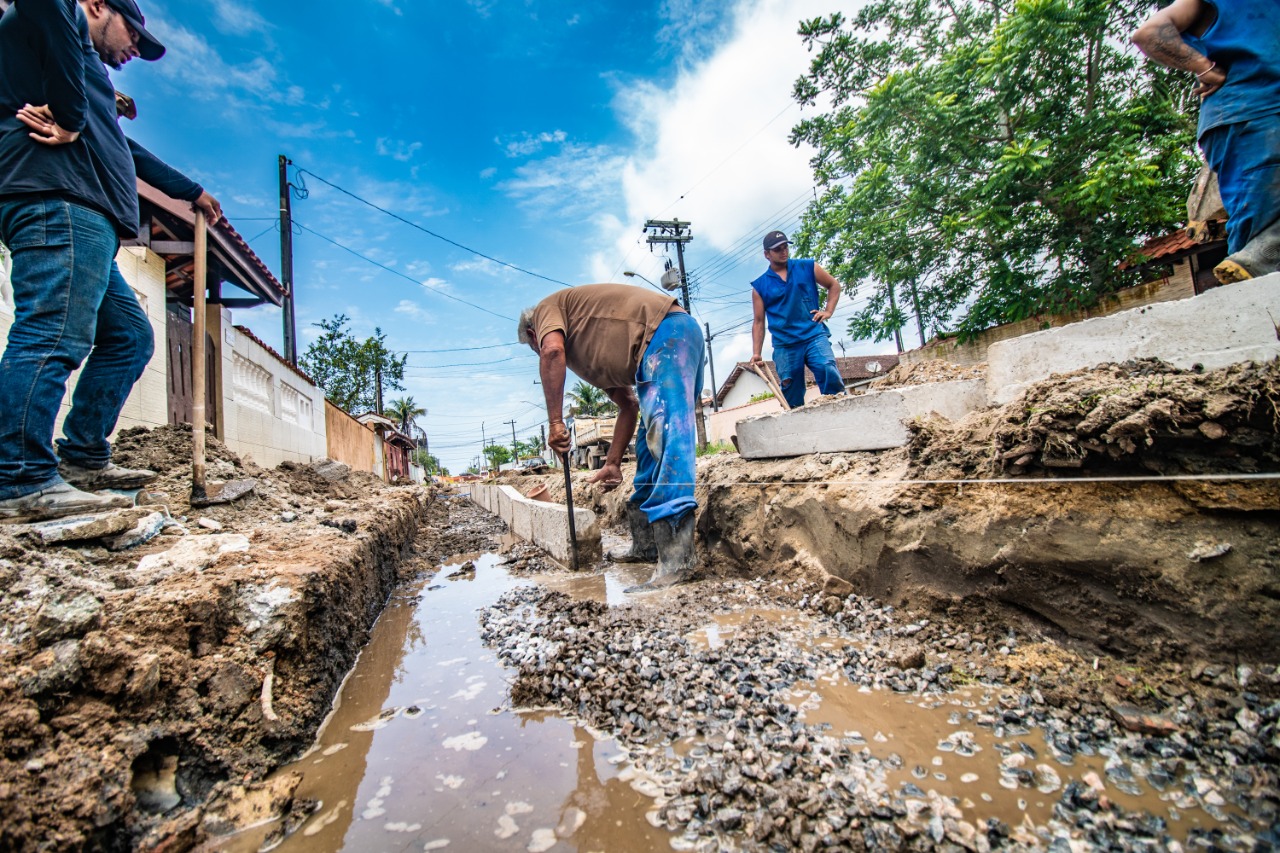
0 483 132 521
58 461 158 490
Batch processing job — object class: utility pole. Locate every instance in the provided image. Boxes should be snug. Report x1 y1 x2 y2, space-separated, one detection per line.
504 419 518 465
643 219 692 312
480 422 487 473
374 364 384 414
704 322 719 413
278 155 298 365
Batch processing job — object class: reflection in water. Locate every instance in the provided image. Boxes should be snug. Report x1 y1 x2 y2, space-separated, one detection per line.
210 553 672 853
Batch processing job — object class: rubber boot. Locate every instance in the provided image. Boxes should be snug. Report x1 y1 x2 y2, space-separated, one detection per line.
1215 218 1280 284
607 503 657 563
625 512 695 593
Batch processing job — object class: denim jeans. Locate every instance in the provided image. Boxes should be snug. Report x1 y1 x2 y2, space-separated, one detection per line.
0 198 154 499
631 312 706 528
1200 110 1280 255
772 334 843 409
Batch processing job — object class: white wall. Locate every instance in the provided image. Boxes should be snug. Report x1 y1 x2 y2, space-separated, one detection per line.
0 245 170 438
219 313 328 469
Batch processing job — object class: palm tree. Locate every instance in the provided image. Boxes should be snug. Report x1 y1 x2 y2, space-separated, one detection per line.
386 396 426 434
567 382 616 417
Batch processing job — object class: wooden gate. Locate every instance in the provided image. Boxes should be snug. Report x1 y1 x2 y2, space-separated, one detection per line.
165 305 217 435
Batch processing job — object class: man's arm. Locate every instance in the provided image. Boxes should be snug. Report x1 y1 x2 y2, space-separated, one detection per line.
25 0 89 137
538 330 570 457
1132 0 1226 98
750 289 767 366
587 386 639 491
812 265 842 323
128 137 222 225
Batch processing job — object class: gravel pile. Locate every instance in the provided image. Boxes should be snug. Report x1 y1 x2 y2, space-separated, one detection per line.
479 578 1280 851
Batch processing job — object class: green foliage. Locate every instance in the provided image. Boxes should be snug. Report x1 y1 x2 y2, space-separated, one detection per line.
791 0 1199 344
483 443 512 468
300 314 408 413
696 441 735 458
387 396 426 434
411 449 447 476
748 391 776 403
567 382 617 417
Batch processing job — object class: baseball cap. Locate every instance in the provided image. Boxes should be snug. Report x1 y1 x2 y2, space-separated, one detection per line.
104 0 166 61
763 230 791 250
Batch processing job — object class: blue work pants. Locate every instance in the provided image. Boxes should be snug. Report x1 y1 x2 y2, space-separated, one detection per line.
0 198 154 498
771 334 843 409
1200 110 1280 255
631 312 705 528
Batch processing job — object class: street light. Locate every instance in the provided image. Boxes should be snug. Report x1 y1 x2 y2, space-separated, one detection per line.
623 270 665 293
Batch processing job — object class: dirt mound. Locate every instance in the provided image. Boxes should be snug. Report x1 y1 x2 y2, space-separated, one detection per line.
871 358 987 389
274 459 384 500
112 424 251 477
908 358 1280 483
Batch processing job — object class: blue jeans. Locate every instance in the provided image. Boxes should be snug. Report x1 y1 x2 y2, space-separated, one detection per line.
1200 110 1280 255
632 312 705 528
772 334 843 409
0 198 154 499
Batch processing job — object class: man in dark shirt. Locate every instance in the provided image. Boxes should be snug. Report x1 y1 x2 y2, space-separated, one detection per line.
0 0 222 520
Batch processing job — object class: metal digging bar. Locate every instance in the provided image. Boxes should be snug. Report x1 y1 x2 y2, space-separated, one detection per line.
560 451 580 571
190 210 257 507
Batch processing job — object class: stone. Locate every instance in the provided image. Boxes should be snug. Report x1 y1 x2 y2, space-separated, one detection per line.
136 534 251 576
197 517 223 531
1188 540 1232 562
204 662 259 716
19 507 153 546
104 511 166 551
822 576 855 598
1109 704 1179 736
34 593 103 644
20 640 82 696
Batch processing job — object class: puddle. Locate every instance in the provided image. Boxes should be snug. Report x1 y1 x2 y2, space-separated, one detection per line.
211 551 672 852
682 609 1248 843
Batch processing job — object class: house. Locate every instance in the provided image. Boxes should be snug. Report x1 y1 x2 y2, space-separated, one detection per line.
1119 220 1229 297
714 354 900 410
355 413 416 483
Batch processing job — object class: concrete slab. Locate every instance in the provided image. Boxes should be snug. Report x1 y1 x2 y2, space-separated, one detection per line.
469 483 601 567
987 273 1280 405
19 507 155 545
736 379 987 459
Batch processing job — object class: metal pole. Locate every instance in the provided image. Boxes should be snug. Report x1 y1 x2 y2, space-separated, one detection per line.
675 228 691 312
561 452 579 571
705 322 719 412
191 211 208 501
278 155 297 365
505 418 518 463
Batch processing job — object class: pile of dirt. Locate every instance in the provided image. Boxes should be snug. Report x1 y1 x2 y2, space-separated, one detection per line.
908 358 1280 482
870 358 987 389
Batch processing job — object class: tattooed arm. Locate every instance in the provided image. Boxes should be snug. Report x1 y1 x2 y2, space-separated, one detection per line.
1132 0 1226 98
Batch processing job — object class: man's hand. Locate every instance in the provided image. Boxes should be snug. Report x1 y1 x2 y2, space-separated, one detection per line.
547 421 571 456
810 308 833 323
193 191 223 226
749 353 765 367
17 104 79 146
1194 65 1226 99
587 462 623 492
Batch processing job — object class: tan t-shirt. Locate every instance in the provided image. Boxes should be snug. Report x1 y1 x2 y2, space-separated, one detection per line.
531 283 683 389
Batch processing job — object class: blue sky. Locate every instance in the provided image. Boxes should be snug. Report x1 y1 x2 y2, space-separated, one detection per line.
112 0 884 472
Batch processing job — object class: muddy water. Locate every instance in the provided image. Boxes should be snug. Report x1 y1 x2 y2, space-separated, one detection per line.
687 608 1240 842
215 551 672 852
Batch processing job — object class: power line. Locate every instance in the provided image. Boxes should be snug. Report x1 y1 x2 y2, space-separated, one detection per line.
293 221 515 322
295 167 571 289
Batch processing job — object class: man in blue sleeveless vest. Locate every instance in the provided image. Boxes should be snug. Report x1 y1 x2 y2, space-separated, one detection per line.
0 0 222 521
1133 0 1280 283
750 230 844 409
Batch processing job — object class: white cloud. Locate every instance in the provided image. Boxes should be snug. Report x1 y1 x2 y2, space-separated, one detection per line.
500 130 568 158
394 298 438 323
377 137 424 162
450 257 513 280
479 167 497 180
374 0 404 16
497 142 627 218
566 14 580 26
209 0 269 35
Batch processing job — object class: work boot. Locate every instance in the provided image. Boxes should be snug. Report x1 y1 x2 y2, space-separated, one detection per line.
607 503 657 563
59 460 158 490
0 482 132 522
625 512 695 593
1214 219 1280 284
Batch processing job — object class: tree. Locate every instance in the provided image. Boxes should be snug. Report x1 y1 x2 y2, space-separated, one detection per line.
483 443 512 470
791 0 1199 345
411 448 447 476
387 396 426 435
300 314 408 413
567 381 616 417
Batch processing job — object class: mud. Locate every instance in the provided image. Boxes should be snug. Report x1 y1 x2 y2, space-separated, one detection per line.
0 426 429 851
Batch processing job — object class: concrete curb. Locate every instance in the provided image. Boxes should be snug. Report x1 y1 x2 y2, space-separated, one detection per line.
469 483 601 567
987 273 1280 405
736 379 987 459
